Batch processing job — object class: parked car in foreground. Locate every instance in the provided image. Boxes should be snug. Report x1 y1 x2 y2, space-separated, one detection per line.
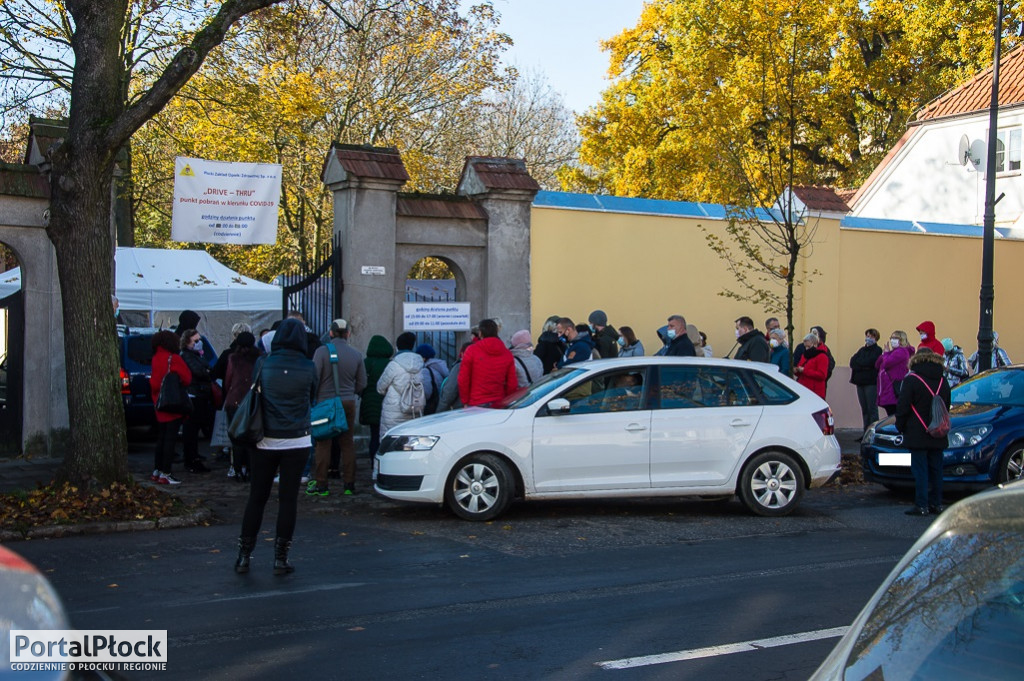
118 325 218 429
374 357 840 520
809 479 1024 680
861 365 1024 490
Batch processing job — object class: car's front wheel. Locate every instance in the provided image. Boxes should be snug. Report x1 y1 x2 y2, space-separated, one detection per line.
998 444 1024 483
444 453 513 521
738 451 805 516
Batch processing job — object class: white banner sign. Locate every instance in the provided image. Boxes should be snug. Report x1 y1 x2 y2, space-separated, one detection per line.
403 302 471 331
171 157 282 245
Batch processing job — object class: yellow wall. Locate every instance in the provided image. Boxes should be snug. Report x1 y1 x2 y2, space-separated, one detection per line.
530 205 1024 428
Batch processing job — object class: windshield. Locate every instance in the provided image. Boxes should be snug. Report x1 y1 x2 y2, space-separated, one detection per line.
491 367 587 409
952 369 1024 406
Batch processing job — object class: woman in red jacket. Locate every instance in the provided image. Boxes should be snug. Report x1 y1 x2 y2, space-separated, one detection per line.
793 333 829 400
150 330 191 485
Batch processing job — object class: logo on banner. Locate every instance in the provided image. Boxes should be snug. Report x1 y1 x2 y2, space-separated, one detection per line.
179 164 195 177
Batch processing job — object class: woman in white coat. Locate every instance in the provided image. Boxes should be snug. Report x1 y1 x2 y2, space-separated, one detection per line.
377 332 425 435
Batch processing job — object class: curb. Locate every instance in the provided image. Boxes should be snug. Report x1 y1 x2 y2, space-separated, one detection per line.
0 507 213 542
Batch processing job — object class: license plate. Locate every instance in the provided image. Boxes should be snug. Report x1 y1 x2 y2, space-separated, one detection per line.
879 452 911 467
372 457 379 481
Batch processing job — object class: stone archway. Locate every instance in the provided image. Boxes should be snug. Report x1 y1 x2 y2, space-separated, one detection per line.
322 145 538 351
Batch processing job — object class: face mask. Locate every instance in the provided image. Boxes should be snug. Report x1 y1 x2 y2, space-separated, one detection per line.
890 339 899 348
193 340 203 353
666 329 677 340
865 337 875 345
589 325 596 334
735 329 742 338
559 335 567 343
617 337 625 347
770 339 779 348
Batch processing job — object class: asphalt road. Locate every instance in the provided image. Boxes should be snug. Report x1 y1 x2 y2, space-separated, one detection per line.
12 481 933 681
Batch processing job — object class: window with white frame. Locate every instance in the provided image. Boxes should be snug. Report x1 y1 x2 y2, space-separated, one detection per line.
995 127 1022 172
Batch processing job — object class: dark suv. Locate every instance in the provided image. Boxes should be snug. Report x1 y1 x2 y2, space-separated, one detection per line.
118 326 218 429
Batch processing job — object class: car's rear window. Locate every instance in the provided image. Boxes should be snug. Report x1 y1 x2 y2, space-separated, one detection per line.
126 336 154 368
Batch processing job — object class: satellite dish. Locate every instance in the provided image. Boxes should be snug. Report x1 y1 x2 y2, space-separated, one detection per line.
958 134 971 165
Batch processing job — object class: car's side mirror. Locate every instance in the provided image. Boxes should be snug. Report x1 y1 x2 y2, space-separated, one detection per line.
547 398 571 415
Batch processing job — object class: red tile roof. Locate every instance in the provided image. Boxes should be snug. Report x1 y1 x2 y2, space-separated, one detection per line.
791 185 852 213
397 194 487 220
916 45 1024 122
325 144 409 182
462 157 540 192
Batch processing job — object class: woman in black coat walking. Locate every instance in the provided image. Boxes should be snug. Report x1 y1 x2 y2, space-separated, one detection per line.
895 348 952 516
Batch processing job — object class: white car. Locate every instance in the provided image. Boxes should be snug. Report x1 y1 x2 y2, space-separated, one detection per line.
374 357 840 521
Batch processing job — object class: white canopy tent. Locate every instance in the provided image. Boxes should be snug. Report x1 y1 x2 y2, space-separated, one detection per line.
0 248 283 351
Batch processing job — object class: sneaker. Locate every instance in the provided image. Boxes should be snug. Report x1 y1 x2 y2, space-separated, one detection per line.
306 480 318 491
158 473 182 485
300 476 310 484
227 466 236 478
904 506 928 516
150 469 161 482
343 484 355 496
186 461 211 473
305 485 329 497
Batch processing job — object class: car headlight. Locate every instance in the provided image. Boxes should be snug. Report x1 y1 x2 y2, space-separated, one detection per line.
863 424 876 445
386 435 439 452
947 425 993 448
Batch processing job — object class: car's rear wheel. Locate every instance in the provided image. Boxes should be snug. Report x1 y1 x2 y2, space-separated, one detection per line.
738 451 805 517
444 453 513 521
998 445 1024 483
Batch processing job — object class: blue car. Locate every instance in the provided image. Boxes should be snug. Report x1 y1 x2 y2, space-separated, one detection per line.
118 326 218 429
861 366 1024 489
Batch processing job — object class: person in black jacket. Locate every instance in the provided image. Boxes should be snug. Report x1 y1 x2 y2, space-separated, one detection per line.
895 348 951 516
235 318 318 576
849 328 883 432
179 329 213 473
663 314 696 356
534 315 565 374
733 316 771 362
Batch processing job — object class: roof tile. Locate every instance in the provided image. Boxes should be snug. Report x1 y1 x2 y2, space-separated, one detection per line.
327 144 409 182
791 185 851 213
916 45 1024 122
397 194 487 220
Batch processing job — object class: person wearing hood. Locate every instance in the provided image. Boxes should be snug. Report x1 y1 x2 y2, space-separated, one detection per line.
968 331 1012 373
663 315 697 356
895 348 951 516
850 328 883 431
235 317 318 576
555 317 595 366
459 319 517 406
941 337 969 388
534 315 564 374
377 332 426 434
288 310 322 359
359 334 394 458
733 316 771 362
175 309 201 338
509 329 544 388
617 326 644 357
915 320 945 356
417 343 450 413
179 328 213 474
792 333 829 399
588 310 619 361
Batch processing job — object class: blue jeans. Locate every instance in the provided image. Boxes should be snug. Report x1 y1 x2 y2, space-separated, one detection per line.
909 448 944 509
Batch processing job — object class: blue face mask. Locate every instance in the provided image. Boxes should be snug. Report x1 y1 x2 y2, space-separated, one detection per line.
193 340 203 354
666 329 677 340
617 337 626 347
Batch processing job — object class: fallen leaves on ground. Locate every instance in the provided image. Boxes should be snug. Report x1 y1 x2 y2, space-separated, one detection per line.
0 481 200 532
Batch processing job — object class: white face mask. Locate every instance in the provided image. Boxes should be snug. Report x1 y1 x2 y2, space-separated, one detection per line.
865 337 875 345
735 328 742 338
193 339 203 353
770 339 779 348
919 333 927 340
890 339 900 349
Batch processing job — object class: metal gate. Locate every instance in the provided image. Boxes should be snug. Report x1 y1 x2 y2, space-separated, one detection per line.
0 289 23 453
280 234 342 339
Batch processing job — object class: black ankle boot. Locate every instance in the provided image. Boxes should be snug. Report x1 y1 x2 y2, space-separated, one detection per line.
235 536 256 574
273 537 294 575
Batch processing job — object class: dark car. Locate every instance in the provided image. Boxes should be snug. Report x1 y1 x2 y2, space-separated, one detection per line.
809 479 1024 680
118 326 218 429
861 366 1024 490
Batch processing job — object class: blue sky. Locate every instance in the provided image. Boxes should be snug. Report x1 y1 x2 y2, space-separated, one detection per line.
483 0 648 113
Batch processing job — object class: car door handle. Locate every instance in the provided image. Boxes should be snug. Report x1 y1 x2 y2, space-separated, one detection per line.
625 423 648 432
730 419 752 427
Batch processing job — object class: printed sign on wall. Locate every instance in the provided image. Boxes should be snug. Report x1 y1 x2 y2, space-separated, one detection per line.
403 302 471 331
171 157 282 245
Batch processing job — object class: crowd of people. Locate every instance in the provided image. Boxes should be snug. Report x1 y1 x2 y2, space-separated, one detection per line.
146 306 1012 573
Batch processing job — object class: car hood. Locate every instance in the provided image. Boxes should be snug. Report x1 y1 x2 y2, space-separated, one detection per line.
874 403 1018 433
385 407 516 435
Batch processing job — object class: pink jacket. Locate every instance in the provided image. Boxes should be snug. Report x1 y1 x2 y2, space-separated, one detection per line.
876 345 914 407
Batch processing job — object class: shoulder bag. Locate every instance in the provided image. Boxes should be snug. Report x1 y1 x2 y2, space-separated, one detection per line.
156 355 193 415
228 358 265 445
311 345 349 441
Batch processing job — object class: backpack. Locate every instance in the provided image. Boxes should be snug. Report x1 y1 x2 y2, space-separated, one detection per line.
910 374 950 438
423 365 440 415
398 372 426 416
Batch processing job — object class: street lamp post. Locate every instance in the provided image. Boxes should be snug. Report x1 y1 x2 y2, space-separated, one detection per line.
978 0 1004 373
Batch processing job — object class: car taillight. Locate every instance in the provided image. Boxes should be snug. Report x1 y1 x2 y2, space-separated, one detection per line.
120 368 130 394
812 407 834 435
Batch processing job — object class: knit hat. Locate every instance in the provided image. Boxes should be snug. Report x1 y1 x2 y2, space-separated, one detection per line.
510 329 532 348
941 337 954 353
588 310 608 326
416 343 436 359
178 309 200 331
236 331 256 349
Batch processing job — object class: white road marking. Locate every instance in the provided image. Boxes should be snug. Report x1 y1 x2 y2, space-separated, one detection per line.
72 582 366 614
596 626 850 670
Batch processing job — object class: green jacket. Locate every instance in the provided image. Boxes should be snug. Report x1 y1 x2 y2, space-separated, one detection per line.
359 334 394 425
